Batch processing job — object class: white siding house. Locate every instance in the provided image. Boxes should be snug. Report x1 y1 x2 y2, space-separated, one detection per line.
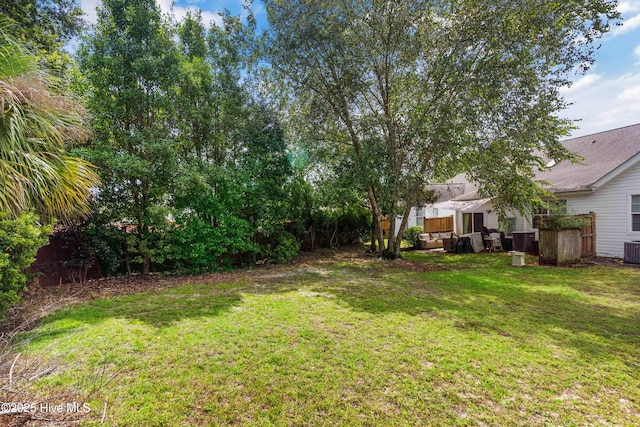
428 123 640 258
560 154 640 258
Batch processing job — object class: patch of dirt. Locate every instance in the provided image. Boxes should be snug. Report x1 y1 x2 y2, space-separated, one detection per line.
582 256 640 268
384 259 449 273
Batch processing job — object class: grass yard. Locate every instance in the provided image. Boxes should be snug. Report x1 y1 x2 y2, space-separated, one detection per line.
1 251 639 426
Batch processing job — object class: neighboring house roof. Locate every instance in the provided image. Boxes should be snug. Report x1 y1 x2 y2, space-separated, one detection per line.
434 122 640 203
540 122 640 194
425 183 466 202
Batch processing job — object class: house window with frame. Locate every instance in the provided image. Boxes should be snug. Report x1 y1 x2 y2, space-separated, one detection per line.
505 217 517 236
632 195 640 232
416 207 424 228
462 212 484 234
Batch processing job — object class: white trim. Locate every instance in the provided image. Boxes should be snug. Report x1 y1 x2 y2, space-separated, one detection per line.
593 152 640 190
631 193 640 234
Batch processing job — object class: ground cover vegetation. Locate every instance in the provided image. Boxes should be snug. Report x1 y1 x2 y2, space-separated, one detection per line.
1 251 638 425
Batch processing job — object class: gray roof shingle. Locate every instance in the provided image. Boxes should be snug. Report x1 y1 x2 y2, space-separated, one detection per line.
540 123 640 193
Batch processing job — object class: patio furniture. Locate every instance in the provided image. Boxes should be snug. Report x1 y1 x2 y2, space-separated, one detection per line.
489 232 502 251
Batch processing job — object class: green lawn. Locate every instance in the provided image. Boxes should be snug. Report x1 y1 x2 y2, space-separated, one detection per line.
3 252 640 426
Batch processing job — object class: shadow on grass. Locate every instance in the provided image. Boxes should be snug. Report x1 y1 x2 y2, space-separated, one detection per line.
23 272 321 345
310 257 640 362
19 254 640 364
20 285 244 346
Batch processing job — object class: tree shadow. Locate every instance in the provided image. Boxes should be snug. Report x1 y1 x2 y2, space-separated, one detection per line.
22 271 324 346
19 285 244 347
309 262 640 362
15 259 640 365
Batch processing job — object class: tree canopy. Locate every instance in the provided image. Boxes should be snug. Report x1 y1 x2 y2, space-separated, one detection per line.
78 1 294 274
263 0 619 257
1 0 84 72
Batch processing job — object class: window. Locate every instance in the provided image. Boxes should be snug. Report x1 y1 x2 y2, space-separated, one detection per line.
632 195 640 232
462 212 484 234
416 207 424 228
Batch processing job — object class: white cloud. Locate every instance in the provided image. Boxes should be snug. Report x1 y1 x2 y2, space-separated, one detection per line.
618 84 640 103
562 74 602 94
617 0 640 14
562 71 640 137
612 12 640 36
80 0 101 24
156 0 224 27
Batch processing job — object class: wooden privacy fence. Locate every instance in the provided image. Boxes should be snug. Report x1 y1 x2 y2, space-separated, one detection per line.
578 212 596 257
381 217 390 236
539 212 596 258
423 216 454 234
380 215 454 236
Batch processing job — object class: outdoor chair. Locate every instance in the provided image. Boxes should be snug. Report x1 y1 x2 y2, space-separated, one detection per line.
489 232 502 251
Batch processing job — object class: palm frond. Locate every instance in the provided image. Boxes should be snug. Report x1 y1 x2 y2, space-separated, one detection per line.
0 23 100 222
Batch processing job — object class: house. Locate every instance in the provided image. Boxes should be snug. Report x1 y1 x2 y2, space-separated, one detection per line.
429 123 640 259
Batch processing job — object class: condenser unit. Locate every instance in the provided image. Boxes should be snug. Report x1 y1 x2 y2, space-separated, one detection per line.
624 241 640 264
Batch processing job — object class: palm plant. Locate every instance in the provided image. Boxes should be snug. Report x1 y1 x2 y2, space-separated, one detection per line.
0 24 99 222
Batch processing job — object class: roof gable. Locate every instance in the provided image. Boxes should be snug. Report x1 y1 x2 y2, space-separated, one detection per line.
539 123 640 193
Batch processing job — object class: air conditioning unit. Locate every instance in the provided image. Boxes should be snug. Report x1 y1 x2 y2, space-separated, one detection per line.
624 241 640 264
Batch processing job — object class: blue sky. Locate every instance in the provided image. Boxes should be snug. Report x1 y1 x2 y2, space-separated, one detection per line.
80 0 640 138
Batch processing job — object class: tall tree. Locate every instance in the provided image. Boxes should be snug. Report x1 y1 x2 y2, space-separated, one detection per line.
0 25 99 221
78 0 180 274
173 10 292 259
264 0 619 258
1 0 84 72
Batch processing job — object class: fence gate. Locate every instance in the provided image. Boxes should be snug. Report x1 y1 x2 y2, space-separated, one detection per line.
579 212 596 257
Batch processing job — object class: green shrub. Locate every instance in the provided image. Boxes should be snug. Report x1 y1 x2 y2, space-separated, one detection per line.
0 211 50 315
266 231 300 264
403 226 424 249
169 214 256 272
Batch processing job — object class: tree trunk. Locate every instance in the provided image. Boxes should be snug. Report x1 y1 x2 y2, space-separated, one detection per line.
309 225 315 251
393 206 412 256
382 204 400 260
366 185 385 254
143 256 150 275
125 255 132 277
370 216 378 252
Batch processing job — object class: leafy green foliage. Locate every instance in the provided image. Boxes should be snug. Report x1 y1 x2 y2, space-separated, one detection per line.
74 1 296 276
259 230 299 264
86 222 127 277
168 214 256 272
264 0 619 258
0 26 99 222
283 169 371 250
0 211 49 314
0 0 84 72
403 226 424 250
78 0 182 274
